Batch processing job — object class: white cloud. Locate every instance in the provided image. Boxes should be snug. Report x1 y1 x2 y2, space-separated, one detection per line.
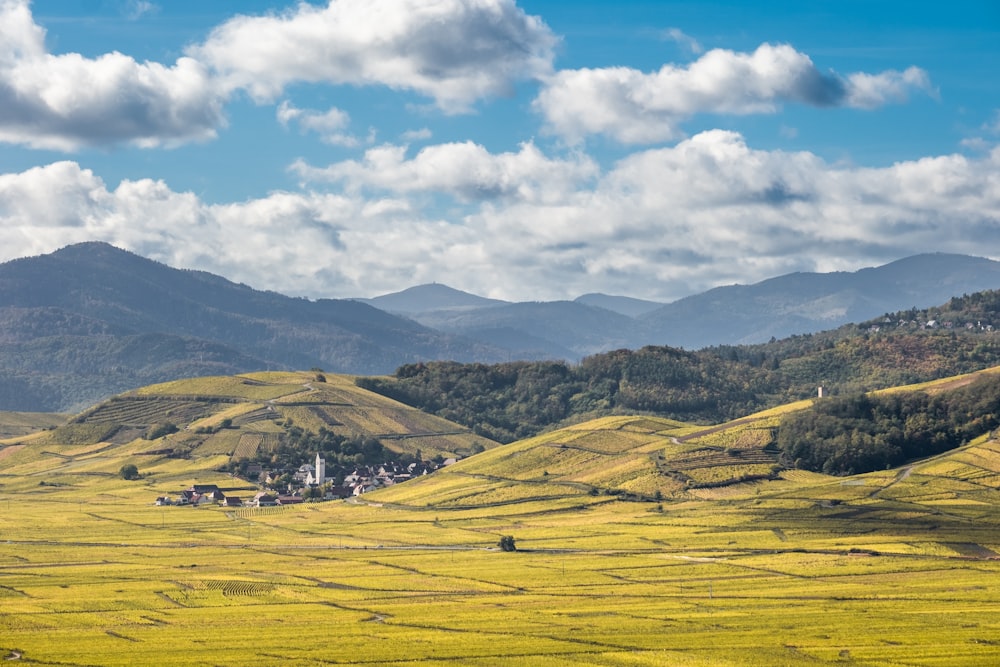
0 0 555 151
535 43 932 144
122 1 158 20
0 0 226 150
845 66 934 108
277 101 358 146
401 127 433 142
191 0 558 113
290 141 599 204
662 28 702 54
2 137 997 302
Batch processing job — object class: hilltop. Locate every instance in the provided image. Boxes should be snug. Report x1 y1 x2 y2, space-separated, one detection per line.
0 371 495 498
0 243 508 412
3 244 998 414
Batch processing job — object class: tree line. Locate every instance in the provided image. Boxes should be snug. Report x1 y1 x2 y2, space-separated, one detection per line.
776 373 1000 475
357 291 1000 444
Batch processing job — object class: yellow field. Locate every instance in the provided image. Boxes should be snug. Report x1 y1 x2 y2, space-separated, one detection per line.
0 410 68 439
2 469 1000 666
4 373 1000 664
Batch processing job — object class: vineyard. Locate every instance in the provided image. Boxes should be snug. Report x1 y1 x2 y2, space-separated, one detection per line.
4 456 1000 666
4 368 1000 664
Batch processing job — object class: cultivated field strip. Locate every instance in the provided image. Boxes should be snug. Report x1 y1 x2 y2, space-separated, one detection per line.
76 397 228 426
3 490 1000 666
5 372 1000 664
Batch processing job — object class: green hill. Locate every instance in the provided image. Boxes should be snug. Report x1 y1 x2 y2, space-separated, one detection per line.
360 290 1000 442
0 371 496 497
373 366 1000 509
3 370 1000 665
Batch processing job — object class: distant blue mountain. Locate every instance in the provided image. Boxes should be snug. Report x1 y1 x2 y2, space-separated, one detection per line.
0 243 509 411
639 253 1000 348
356 283 508 313
574 293 664 317
364 253 1000 355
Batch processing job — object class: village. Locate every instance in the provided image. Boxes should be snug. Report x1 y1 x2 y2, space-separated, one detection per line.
155 452 459 508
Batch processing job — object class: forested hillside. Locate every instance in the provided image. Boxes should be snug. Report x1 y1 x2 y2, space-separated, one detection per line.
359 290 1000 443
776 372 1000 475
0 243 506 411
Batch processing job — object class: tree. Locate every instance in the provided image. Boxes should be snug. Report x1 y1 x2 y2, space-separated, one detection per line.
498 535 517 552
146 422 178 440
119 464 140 480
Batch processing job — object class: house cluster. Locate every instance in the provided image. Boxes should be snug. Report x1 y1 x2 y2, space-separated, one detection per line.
868 318 995 334
155 484 244 507
153 453 459 508
154 483 308 508
269 453 456 497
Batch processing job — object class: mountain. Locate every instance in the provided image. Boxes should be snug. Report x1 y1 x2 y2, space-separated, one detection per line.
363 253 1000 358
0 243 507 412
640 253 1000 348
410 300 638 359
574 292 664 317
4 244 999 413
359 288 1000 443
357 283 508 313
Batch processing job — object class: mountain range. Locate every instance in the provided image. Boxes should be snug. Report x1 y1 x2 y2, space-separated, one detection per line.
0 243 507 412
363 253 1000 355
1 242 999 412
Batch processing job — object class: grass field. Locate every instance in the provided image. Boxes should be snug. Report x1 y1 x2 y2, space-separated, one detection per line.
3 373 1000 665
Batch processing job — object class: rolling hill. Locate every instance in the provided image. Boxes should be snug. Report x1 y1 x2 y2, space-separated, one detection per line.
0 243 509 412
4 369 1000 665
0 371 496 496
2 244 998 415
372 366 1000 509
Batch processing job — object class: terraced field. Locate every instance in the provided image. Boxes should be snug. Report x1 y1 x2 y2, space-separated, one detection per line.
3 372 1000 665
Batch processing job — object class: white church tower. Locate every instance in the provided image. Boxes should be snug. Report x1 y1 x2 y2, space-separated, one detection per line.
314 452 326 485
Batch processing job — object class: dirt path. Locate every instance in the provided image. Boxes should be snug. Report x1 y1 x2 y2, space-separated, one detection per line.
869 465 914 498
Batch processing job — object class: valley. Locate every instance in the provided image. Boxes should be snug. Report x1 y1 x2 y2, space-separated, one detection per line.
2 370 999 665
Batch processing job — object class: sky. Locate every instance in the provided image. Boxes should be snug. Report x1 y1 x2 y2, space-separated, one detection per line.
0 0 998 303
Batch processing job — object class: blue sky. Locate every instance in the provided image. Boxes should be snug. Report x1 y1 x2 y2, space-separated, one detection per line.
0 0 998 302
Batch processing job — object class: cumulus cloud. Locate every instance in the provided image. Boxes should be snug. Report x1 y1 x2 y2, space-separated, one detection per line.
0 0 226 150
277 101 359 147
191 0 558 113
535 43 933 144
2 135 998 302
290 141 599 204
0 0 555 150
845 67 934 108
